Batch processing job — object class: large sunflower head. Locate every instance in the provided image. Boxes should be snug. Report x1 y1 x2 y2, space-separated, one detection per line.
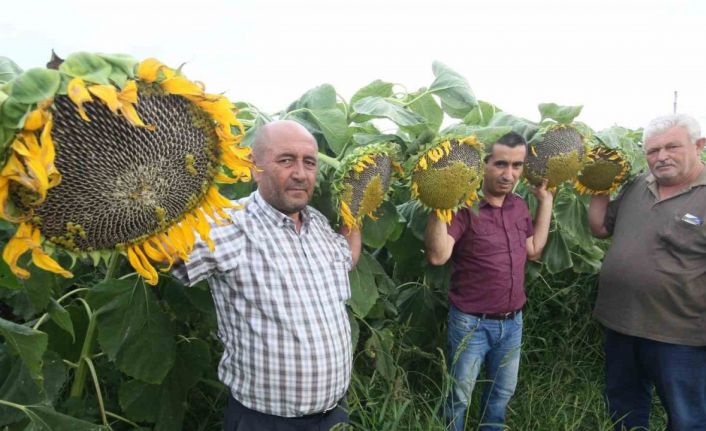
410 135 484 224
574 145 631 195
525 123 590 188
0 52 253 284
330 142 400 230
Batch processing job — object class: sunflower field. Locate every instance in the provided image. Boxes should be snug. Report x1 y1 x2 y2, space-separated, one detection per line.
0 54 666 430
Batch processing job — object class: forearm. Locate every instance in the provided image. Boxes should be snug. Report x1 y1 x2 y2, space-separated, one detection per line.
588 196 610 238
528 196 553 260
340 226 362 267
424 213 453 265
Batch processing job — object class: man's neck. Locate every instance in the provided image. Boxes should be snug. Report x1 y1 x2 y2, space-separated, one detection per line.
483 189 507 208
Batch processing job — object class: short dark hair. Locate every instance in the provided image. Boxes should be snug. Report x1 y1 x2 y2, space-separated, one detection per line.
484 131 527 162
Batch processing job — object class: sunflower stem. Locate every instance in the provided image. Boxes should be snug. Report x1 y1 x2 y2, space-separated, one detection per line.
317 152 341 170
104 251 120 281
69 299 96 399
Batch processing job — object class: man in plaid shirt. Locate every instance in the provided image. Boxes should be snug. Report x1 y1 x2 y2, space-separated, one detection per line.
173 120 361 430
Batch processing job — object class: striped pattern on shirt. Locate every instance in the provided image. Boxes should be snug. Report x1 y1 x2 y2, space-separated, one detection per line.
172 190 353 417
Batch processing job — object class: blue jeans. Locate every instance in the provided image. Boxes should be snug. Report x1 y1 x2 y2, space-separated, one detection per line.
604 327 706 431
446 305 523 431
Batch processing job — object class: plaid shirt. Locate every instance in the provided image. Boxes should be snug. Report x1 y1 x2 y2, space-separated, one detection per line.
172 190 353 417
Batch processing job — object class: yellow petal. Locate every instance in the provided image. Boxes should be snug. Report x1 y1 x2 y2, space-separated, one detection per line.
119 103 155 131
31 248 72 278
67 78 93 122
88 85 120 113
137 58 166 83
161 76 204 97
118 80 138 105
127 245 158 285
24 109 47 131
40 116 61 188
192 209 214 251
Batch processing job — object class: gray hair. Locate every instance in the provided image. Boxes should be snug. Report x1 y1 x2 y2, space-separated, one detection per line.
643 114 702 143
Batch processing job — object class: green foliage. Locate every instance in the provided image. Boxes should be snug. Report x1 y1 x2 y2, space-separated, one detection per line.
0 60 658 430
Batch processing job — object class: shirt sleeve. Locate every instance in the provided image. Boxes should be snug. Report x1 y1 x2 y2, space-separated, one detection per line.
447 208 471 241
171 238 219 286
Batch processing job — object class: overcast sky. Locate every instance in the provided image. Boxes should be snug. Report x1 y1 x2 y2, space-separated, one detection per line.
3 0 705 132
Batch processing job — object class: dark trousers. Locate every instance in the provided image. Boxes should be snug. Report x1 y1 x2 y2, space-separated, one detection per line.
224 394 348 431
604 327 706 431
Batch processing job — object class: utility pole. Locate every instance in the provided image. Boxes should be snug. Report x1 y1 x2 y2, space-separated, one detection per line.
673 90 678 114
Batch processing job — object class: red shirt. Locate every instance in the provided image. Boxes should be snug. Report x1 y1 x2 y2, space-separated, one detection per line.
447 194 533 314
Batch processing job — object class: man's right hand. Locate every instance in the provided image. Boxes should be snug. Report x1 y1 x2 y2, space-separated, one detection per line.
588 195 611 239
424 212 456 265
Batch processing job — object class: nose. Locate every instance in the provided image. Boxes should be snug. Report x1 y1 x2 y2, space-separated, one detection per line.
291 160 306 180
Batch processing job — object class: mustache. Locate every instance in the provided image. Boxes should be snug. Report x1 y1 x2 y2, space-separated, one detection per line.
654 161 674 169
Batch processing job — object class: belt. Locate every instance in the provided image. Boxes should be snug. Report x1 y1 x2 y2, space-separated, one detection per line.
468 309 522 320
298 399 343 419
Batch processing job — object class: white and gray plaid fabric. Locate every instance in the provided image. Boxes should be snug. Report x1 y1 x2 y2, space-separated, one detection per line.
172 190 353 417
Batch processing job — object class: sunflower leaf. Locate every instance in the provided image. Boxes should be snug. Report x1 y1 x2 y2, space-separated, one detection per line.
429 61 477 118
59 52 112 85
352 96 425 127
0 317 48 387
9 68 60 105
305 108 349 154
351 80 394 106
87 278 176 384
0 57 23 85
538 103 583 124
347 253 379 318
1 97 30 129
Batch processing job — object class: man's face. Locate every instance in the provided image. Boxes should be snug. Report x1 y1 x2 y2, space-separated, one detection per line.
483 143 527 197
644 126 705 186
252 127 318 215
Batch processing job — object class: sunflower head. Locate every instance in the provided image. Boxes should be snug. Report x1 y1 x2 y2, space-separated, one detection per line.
575 145 631 195
332 142 400 230
0 52 253 284
410 136 484 223
525 123 590 188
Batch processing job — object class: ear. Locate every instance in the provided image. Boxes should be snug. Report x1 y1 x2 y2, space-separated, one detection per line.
696 137 706 152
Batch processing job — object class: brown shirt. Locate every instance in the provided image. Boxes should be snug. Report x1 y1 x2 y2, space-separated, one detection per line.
594 166 706 346
447 194 534 314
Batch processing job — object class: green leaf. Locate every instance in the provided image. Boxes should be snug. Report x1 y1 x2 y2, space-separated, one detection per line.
59 52 112 85
47 299 74 342
553 188 594 246
351 132 401 148
488 112 539 142
464 100 501 126
10 405 106 430
306 108 350 154
87 278 176 384
1 97 31 129
0 351 67 427
0 57 23 85
538 103 583 124
364 327 396 380
0 318 48 387
396 282 445 347
288 84 337 111
0 256 22 290
352 96 425 127
10 69 61 105
96 53 137 79
362 201 400 248
348 310 359 350
348 253 379 318
543 228 573 274
118 379 160 423
119 340 211 430
406 92 443 133
351 80 394 106
429 61 477 118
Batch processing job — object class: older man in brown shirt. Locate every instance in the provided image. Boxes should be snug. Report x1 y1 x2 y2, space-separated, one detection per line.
589 113 706 430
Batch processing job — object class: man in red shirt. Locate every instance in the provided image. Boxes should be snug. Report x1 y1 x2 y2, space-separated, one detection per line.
425 131 553 431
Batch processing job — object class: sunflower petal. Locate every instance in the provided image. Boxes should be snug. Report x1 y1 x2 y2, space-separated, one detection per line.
67 78 93 122
88 85 120 113
31 248 72 278
137 58 166 83
161 76 204 97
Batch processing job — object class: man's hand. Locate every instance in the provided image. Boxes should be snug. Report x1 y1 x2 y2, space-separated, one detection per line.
528 179 553 203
